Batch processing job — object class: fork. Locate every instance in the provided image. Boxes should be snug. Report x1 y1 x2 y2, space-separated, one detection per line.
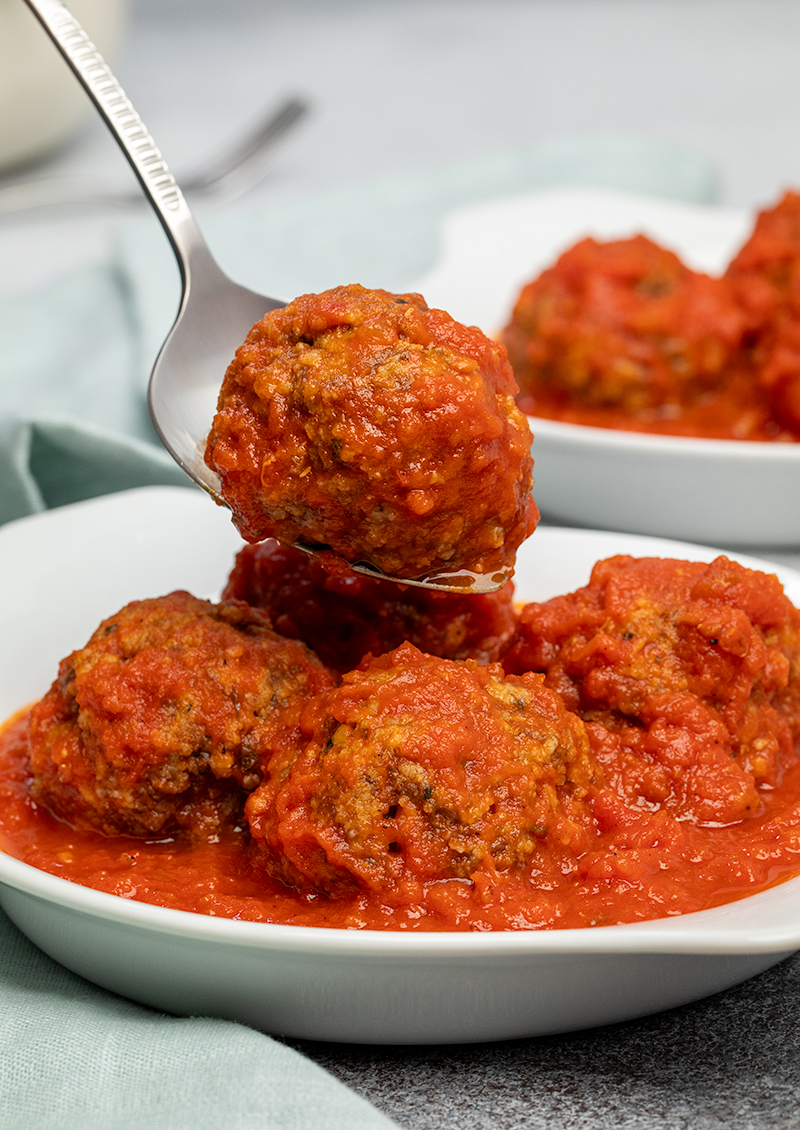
22 0 506 594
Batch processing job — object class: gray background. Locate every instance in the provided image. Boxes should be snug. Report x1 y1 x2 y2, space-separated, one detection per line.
6 0 800 296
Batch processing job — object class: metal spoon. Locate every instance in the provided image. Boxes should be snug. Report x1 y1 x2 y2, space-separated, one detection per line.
23 0 508 594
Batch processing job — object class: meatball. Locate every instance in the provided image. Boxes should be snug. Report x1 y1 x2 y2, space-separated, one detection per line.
726 191 800 435
222 539 518 673
755 319 800 435
726 190 800 306
204 284 537 584
29 591 334 838
246 642 599 898
504 235 748 425
504 555 800 826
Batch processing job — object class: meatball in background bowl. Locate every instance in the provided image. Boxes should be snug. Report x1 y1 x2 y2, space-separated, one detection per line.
414 187 800 547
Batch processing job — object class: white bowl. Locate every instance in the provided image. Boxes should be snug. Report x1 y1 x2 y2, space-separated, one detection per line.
0 0 126 172
414 187 800 548
2 486 800 1045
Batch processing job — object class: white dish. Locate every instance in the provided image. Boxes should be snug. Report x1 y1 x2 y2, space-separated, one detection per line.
414 186 800 548
2 486 800 1045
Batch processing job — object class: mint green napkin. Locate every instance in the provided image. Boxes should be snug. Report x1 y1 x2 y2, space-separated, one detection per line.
0 261 186 523
0 133 717 526
0 908 398 1130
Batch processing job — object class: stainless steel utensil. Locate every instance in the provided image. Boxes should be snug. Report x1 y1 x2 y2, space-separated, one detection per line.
23 0 505 593
0 96 308 215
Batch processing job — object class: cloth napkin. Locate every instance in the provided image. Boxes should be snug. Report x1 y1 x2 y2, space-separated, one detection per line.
0 909 398 1130
0 134 717 1129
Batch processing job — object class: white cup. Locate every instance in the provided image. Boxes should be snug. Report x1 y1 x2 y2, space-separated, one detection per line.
0 0 126 174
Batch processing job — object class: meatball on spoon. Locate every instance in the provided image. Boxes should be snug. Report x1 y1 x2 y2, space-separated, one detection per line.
24 0 531 593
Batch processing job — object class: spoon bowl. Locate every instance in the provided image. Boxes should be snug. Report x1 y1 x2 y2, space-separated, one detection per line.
148 256 281 504
24 0 508 593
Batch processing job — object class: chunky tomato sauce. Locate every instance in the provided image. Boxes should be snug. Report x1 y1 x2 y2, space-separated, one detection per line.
504 197 800 442
6 550 800 932
4 705 800 931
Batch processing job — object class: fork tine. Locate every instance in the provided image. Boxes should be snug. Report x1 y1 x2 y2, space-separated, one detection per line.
0 95 310 216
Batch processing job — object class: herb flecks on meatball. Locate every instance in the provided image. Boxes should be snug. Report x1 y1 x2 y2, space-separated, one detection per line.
29 591 334 839
246 642 599 899
205 284 538 583
504 555 800 826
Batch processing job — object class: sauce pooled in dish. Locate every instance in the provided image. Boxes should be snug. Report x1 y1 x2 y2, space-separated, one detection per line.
3 550 800 931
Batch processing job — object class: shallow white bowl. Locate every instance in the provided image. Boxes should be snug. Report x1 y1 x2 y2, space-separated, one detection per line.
2 486 800 1044
414 186 800 548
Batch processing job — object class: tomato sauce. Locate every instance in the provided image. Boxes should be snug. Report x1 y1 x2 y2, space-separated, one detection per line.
4 705 800 932
515 381 795 442
504 217 800 443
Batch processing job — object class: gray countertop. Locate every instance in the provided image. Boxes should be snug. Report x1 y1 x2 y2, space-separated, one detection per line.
291 951 800 1129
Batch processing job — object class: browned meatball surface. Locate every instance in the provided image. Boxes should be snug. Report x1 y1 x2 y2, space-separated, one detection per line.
204 284 537 584
29 591 334 839
246 642 599 900
503 555 800 826
505 235 753 436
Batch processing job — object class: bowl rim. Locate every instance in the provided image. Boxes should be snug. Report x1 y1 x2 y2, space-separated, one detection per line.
3 842 800 959
528 415 800 460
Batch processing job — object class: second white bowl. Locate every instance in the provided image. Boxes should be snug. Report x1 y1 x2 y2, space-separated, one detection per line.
415 187 800 547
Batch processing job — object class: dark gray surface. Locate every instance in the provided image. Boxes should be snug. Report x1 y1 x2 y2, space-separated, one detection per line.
291 951 800 1129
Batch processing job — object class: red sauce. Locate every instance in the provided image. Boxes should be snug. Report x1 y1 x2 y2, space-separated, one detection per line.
504 218 800 443
4 702 800 932
514 380 791 442
726 190 800 434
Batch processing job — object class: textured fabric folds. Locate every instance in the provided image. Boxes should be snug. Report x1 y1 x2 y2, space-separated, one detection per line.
0 909 398 1130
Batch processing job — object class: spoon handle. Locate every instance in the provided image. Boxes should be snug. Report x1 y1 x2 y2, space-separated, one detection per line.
22 0 211 285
